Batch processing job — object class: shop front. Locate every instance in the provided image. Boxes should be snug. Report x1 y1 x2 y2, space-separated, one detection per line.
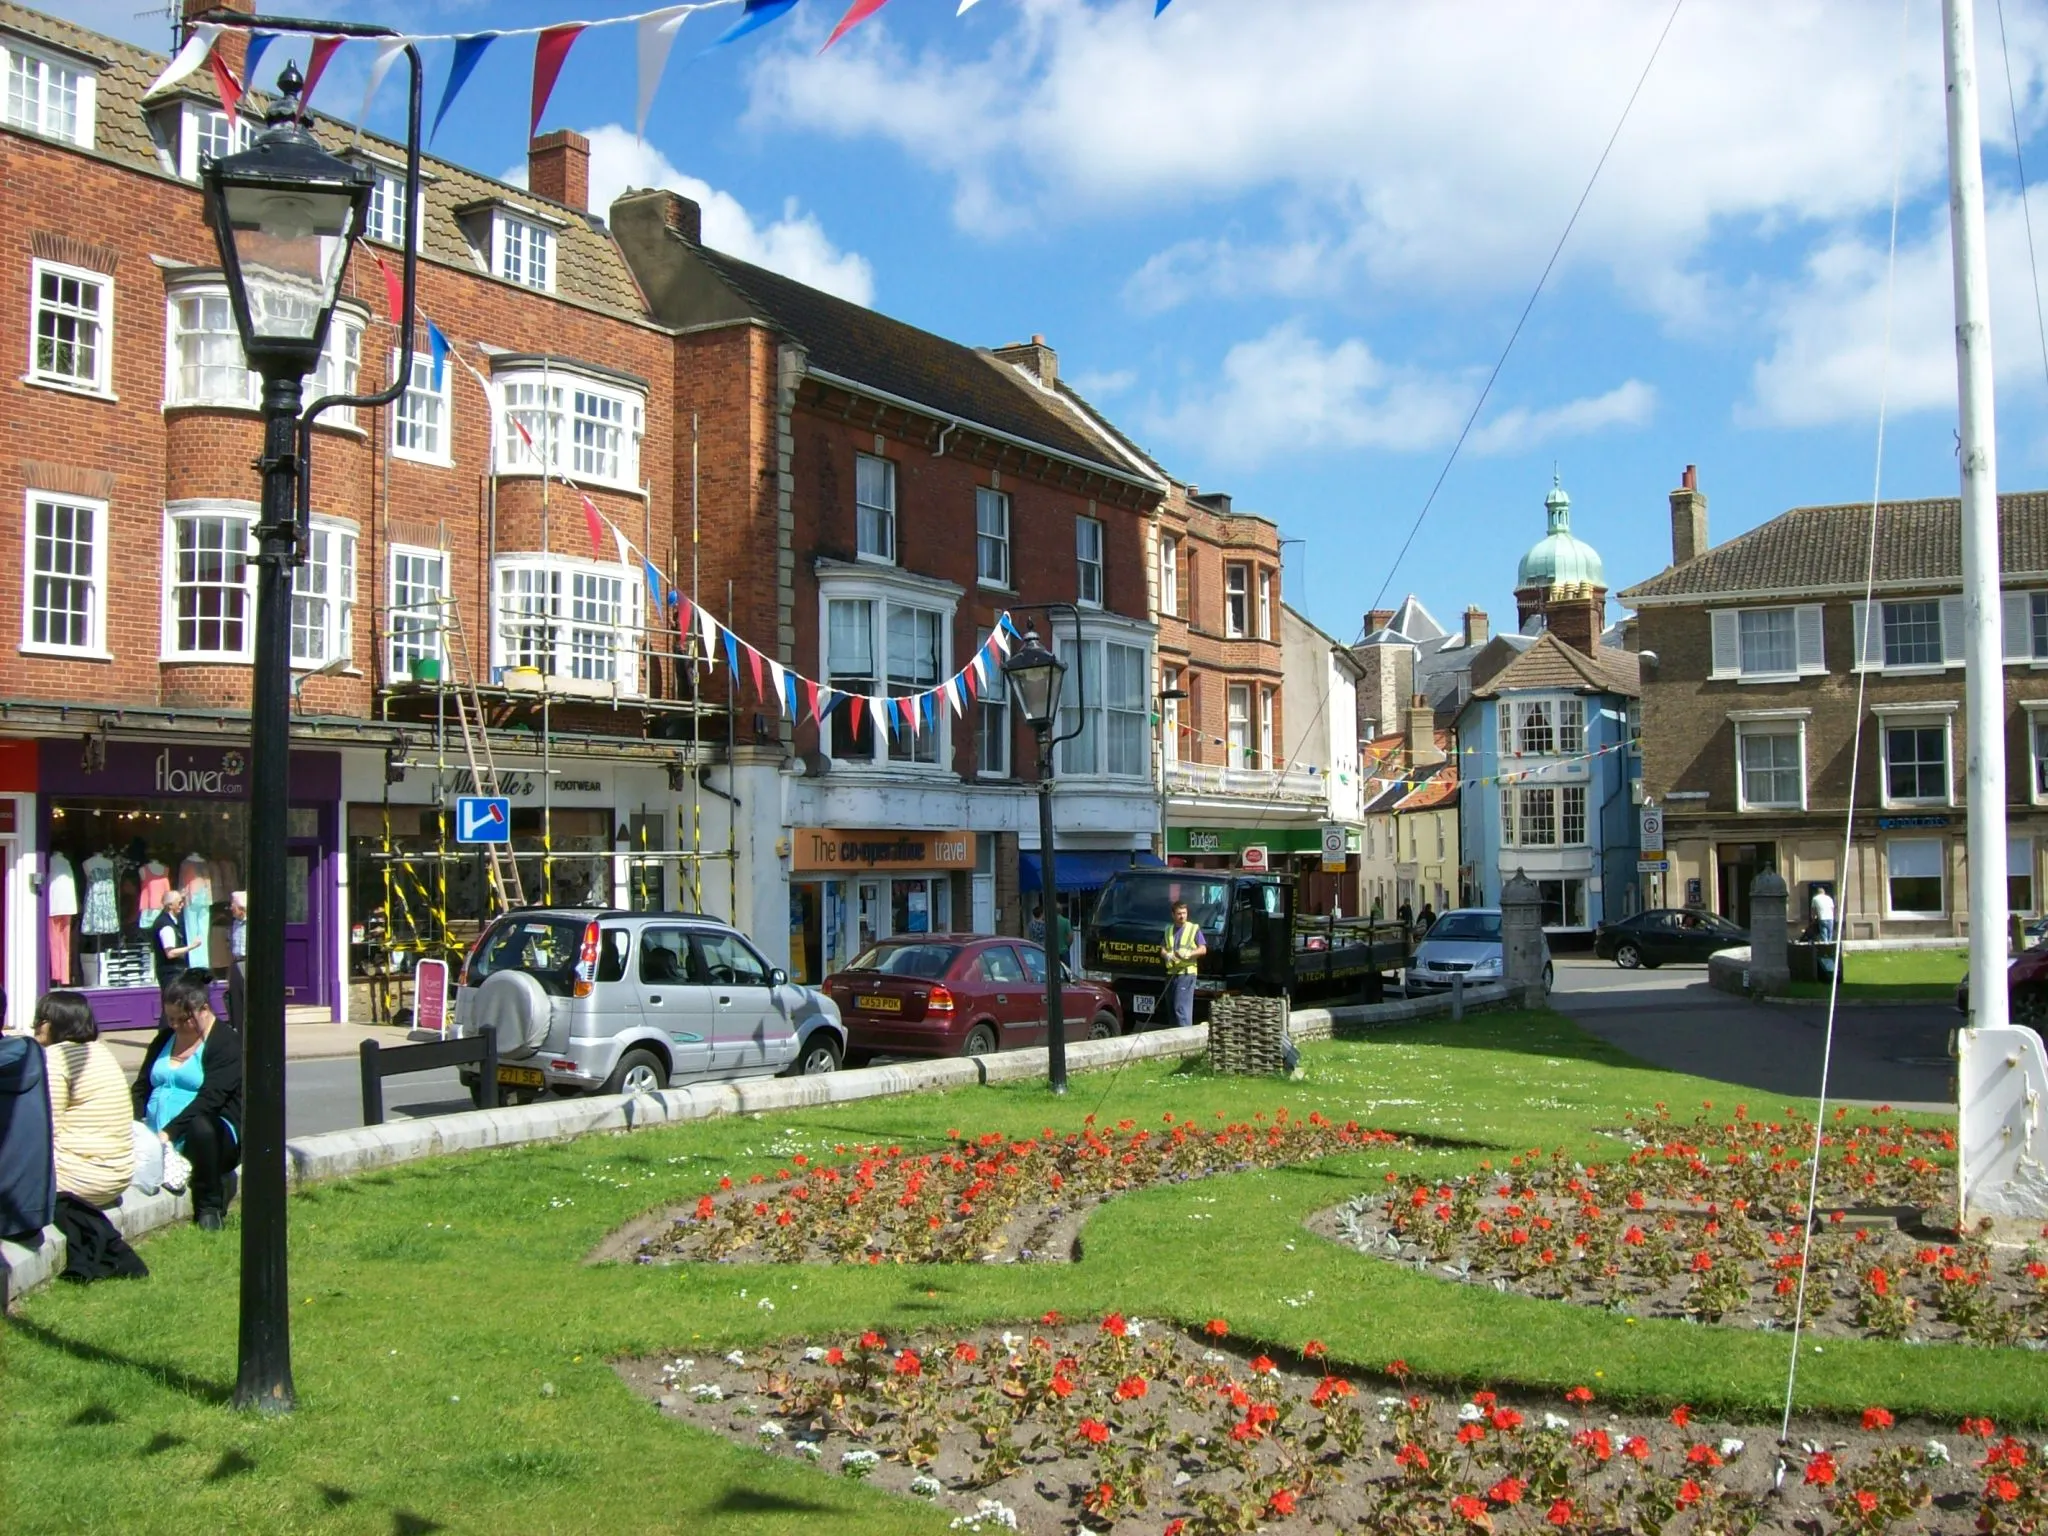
37 739 342 1031
787 827 976 985
1168 826 1359 905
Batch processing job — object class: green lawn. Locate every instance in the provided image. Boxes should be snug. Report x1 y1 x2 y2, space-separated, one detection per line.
5 1011 2036 1535
1784 944 1967 1000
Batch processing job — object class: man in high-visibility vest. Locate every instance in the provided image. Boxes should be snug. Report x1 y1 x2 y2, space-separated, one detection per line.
1162 899 1208 1029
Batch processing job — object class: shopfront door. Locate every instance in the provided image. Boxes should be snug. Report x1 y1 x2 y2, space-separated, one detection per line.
283 843 317 1002
1716 842 1776 928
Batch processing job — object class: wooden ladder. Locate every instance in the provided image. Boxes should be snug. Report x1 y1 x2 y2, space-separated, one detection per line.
440 596 526 912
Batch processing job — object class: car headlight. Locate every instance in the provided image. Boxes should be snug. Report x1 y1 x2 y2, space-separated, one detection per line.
1079 969 1114 984
1471 956 1503 974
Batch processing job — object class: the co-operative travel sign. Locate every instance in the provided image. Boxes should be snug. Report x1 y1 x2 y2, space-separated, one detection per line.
455 795 511 844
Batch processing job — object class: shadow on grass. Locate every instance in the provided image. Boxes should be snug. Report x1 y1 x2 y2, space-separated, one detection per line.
710 1487 840 1516
318 1485 356 1508
4 1314 232 1406
205 1448 256 1482
392 1512 444 1534
67 1402 120 1427
140 1431 186 1456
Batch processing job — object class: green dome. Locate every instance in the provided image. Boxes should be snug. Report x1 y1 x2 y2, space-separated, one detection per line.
1516 475 1605 590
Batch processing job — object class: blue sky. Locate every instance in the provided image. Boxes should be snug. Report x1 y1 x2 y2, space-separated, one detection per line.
63 0 2048 643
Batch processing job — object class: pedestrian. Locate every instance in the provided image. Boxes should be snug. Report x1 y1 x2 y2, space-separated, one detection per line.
1417 902 1437 936
1397 898 1413 932
0 1026 54 1243
1810 884 1835 945
132 973 242 1231
1029 900 1072 961
226 890 247 1036
35 991 133 1208
1161 899 1208 1029
150 887 197 1002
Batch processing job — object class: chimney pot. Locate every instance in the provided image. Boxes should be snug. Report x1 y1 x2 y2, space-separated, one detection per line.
528 129 591 213
1669 466 1708 567
993 336 1059 390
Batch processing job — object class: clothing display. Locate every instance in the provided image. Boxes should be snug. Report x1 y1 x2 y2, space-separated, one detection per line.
80 854 119 936
46 852 78 918
179 855 212 951
47 915 72 988
137 862 170 927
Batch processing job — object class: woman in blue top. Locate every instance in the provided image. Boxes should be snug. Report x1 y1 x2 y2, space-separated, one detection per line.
130 973 242 1230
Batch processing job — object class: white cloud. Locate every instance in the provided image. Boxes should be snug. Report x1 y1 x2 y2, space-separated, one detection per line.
1144 321 1651 466
503 126 875 306
742 0 2048 315
1068 367 1136 400
1745 187 2048 428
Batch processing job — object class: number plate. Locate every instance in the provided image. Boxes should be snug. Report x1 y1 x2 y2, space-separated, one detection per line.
497 1065 546 1089
1131 993 1156 1015
856 994 902 1013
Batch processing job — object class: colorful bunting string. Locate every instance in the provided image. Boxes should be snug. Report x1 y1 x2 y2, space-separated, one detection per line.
530 23 587 135
823 0 894 52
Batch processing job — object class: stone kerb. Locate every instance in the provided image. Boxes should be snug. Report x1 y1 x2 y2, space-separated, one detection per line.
2 987 1519 1306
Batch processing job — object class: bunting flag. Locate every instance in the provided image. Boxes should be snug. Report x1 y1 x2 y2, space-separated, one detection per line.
426 320 450 392
846 693 864 739
144 23 221 98
207 47 242 120
433 34 497 142
765 658 786 716
372 253 403 324
822 0 894 52
721 625 740 681
746 644 765 701
642 559 665 605
696 603 719 660
358 38 409 139
582 495 606 556
805 679 823 726
636 6 693 140
711 0 798 50
779 665 797 720
957 0 986 12
1156 0 1176 12
674 592 694 642
611 524 633 571
301 36 344 115
241 31 275 96
530 24 585 136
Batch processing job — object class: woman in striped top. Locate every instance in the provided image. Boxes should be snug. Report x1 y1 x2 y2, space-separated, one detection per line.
35 991 134 1207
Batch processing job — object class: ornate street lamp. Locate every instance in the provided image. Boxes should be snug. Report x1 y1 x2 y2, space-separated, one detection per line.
197 16 425 1415
1004 627 1071 1092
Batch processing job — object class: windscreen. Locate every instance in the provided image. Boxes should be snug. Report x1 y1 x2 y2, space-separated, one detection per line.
468 916 586 988
1427 911 1502 942
1092 875 1230 936
848 943 959 978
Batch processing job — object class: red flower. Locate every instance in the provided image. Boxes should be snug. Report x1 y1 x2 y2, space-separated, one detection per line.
1115 1374 1149 1402
1250 1355 1276 1375
859 1331 885 1351
1621 1436 1650 1462
1100 1313 1128 1338
1077 1418 1110 1445
1387 1357 1410 1380
1623 1225 1646 1246
1627 1189 1648 1210
1854 1491 1879 1515
694 1195 716 1221
1670 1404 1693 1429
1451 1493 1487 1524
1048 1374 1075 1400
1489 1408 1524 1433
1963 1417 1998 1439
1396 1443 1431 1472
1164 1522 1187 1536
1457 1423 1487 1446
1042 1310 1063 1326
1304 1339 1327 1358
1687 1443 1723 1469
1689 1251 1714 1273
1487 1475 1525 1506
824 1347 845 1367
1868 1266 1891 1296
1676 1479 1704 1509
1987 1475 2021 1503
1564 1385 1594 1406
1205 1318 1230 1338
1862 1406 1895 1431
893 1351 921 1377
1547 1498 1576 1527
1574 1428 1612 1462
1267 1490 1297 1517
953 1342 980 1364
1804 1451 1838 1487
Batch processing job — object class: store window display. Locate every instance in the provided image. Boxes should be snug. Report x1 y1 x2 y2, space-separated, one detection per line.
46 803 243 990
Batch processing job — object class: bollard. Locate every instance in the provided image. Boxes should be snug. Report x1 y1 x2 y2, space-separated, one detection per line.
1500 868 1547 1004
1748 869 1790 993
1451 972 1465 1021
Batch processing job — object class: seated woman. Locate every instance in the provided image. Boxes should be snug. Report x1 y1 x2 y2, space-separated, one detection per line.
131 973 242 1230
36 991 134 1207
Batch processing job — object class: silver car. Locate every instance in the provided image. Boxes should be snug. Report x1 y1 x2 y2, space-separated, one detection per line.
449 909 846 1103
1405 908 1553 993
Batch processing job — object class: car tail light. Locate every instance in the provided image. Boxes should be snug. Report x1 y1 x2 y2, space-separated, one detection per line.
927 984 956 1015
574 921 600 998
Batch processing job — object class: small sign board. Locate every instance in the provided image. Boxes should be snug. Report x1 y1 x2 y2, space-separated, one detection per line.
1639 804 1664 853
455 795 511 844
1637 858 1670 874
412 958 450 1037
1319 823 1347 872
1240 844 1269 873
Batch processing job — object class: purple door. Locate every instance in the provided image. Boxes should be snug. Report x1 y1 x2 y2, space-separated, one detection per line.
283 841 318 1003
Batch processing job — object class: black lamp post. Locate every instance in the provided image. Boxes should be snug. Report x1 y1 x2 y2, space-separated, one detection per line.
1004 627 1070 1092
200 20 424 1413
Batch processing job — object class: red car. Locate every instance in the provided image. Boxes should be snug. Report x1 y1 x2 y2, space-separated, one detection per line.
825 934 1123 1064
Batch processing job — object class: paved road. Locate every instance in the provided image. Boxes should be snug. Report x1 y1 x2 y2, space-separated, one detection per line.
287 1057 469 1138
1546 954 1955 1109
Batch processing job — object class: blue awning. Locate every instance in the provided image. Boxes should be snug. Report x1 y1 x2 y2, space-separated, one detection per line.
1018 849 1163 894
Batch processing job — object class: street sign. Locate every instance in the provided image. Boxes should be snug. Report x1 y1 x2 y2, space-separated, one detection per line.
1637 858 1670 874
1639 803 1664 853
455 795 511 844
1240 844 1269 872
412 958 449 1036
1319 823 1347 872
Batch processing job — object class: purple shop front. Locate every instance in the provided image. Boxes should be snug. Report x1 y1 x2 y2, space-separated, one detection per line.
38 740 340 1031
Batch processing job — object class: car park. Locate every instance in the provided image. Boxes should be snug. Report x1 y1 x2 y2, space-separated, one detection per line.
824 934 1123 1063
1405 908 1552 993
450 909 846 1102
1593 907 1747 969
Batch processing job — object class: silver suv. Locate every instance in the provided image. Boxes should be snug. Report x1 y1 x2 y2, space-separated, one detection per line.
451 909 846 1101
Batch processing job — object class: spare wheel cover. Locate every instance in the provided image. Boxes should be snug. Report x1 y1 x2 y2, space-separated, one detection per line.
472 970 552 1059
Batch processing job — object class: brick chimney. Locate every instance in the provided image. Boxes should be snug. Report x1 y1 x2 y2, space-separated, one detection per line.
993 334 1059 390
1544 580 1605 658
184 0 252 76
1365 608 1396 636
1670 463 1707 567
1405 694 1443 770
614 187 701 244
1462 605 1489 648
528 130 590 212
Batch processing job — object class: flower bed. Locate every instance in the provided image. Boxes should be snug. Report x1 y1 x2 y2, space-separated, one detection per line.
626 1314 2037 1533
1316 1104 2048 1347
607 1110 1402 1267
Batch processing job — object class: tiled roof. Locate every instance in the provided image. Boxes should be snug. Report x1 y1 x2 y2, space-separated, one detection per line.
1469 631 1639 699
0 2 650 321
685 244 1136 478
1620 491 2048 604
1360 731 1458 812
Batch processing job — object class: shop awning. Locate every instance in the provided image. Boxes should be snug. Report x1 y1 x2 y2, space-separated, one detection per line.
1018 849 1164 894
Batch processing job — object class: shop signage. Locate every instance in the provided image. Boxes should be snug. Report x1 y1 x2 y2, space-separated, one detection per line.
1240 845 1269 872
792 827 976 873
1638 858 1670 874
413 958 450 1036
452 769 608 799
1170 826 1331 856
41 739 342 801
1877 814 1950 830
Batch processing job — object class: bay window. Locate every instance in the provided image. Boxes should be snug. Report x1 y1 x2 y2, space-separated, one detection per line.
163 504 254 661
165 284 363 424
493 556 642 694
291 521 357 668
1060 636 1148 777
1502 785 1588 848
493 366 644 491
823 593 947 766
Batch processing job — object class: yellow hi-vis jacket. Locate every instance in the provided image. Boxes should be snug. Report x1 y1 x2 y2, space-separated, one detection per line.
1163 921 1205 977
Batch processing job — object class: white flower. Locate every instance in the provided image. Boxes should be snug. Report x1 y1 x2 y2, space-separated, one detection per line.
725 1350 747 1367
1543 1412 1572 1432
1202 1350 1227 1364
841 1449 881 1481
796 1440 822 1460
951 1500 1019 1531
1000 1331 1023 1351
803 1346 828 1363
757 1421 784 1440
910 1475 943 1498
1126 1319 1146 1339
1925 1439 1952 1465
757 1299 776 1312
1458 1402 1486 1422
1720 1438 1745 1460
691 1383 725 1403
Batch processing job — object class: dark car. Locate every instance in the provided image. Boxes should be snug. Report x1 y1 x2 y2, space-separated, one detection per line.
1593 908 1746 969
1954 946 2048 1024
824 934 1123 1064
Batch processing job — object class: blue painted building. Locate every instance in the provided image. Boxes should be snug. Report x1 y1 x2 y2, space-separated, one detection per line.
1455 480 1643 931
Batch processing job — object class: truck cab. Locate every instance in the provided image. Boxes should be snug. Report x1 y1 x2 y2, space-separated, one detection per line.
1081 870 1298 1025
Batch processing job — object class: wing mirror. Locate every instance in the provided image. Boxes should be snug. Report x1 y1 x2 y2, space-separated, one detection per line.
769 967 789 988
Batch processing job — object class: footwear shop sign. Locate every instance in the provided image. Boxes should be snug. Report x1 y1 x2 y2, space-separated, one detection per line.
792 828 975 873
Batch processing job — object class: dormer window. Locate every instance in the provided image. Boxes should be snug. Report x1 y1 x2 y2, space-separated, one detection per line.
176 101 249 181
363 167 425 248
495 214 553 292
3 37 95 147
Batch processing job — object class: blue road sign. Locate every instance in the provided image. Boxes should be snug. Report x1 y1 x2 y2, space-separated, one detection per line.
455 795 512 844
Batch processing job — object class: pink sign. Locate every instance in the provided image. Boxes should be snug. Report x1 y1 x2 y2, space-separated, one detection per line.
412 958 450 1036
